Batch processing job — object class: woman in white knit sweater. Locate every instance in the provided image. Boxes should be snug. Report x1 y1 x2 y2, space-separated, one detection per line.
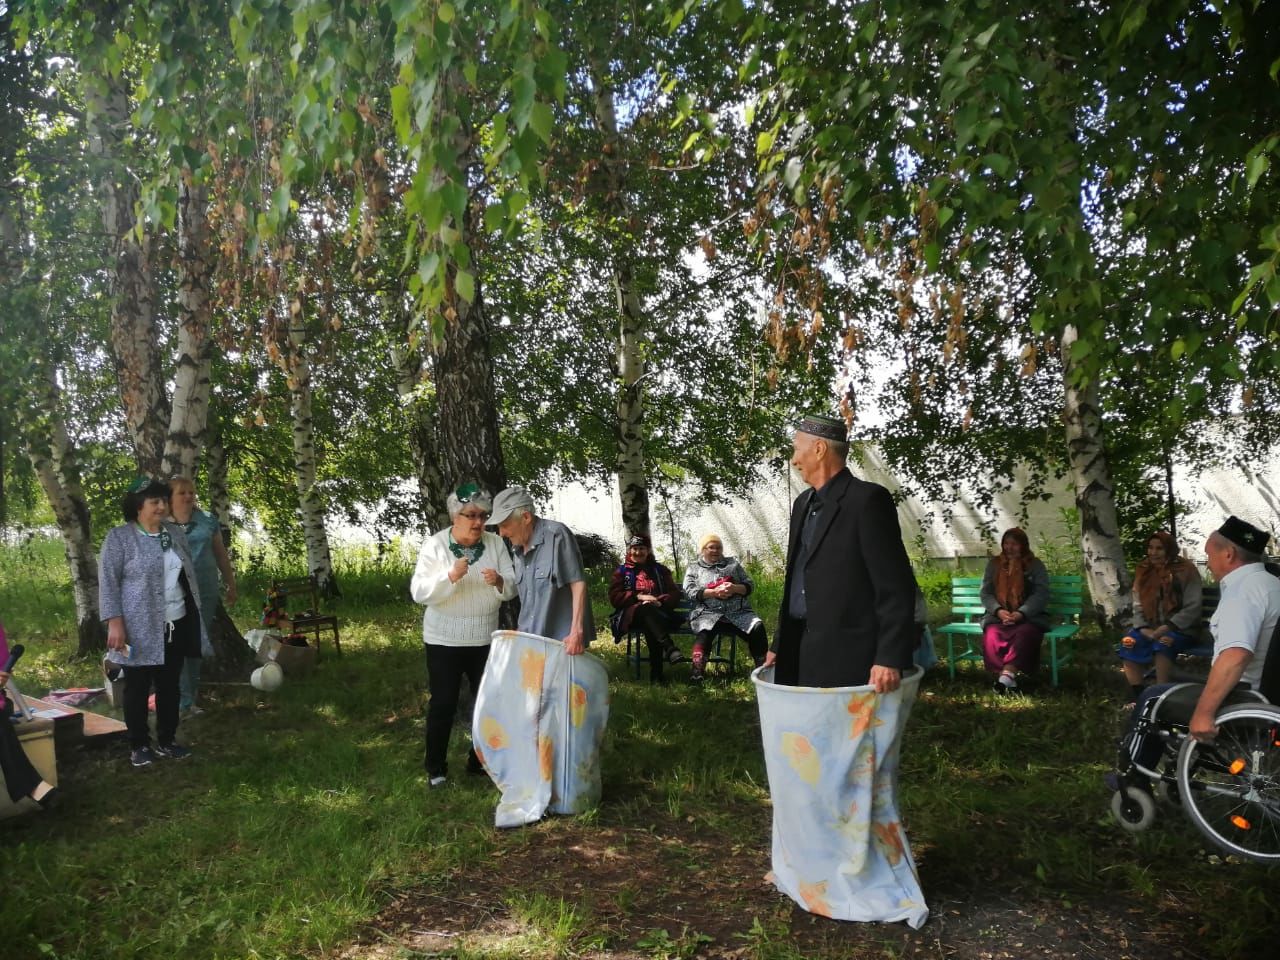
410 483 516 787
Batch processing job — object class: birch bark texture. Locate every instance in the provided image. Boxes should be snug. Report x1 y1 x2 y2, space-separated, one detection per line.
162 181 216 479
268 300 337 595
20 360 104 655
88 78 169 475
592 61 650 539
388 314 449 529
1061 324 1131 628
427 118 507 498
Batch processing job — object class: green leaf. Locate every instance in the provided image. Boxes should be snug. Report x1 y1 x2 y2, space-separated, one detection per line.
511 73 536 131
783 156 804 189
1246 150 1270 190
529 101 553 144
982 153 1010 178
417 252 440 286
1170 339 1185 360
455 268 475 303
438 3 455 24
923 242 940 272
390 83 412 143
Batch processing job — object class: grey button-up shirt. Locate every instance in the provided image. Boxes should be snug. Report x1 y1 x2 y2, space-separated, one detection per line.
512 517 594 643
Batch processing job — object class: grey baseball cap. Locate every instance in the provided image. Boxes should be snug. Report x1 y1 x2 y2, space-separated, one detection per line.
489 485 535 525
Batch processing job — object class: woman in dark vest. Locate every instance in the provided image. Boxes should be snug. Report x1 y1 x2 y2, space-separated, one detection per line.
608 535 682 683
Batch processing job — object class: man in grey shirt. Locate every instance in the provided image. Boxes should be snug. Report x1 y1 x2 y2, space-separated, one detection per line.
490 486 594 653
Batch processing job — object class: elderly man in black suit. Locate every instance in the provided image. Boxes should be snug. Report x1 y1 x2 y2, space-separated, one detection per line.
764 415 918 690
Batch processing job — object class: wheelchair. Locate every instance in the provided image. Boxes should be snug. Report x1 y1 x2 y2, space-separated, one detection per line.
1110 681 1280 864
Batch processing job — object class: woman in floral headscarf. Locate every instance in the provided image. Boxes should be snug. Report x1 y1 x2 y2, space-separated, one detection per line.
979 528 1050 694
1117 530 1203 703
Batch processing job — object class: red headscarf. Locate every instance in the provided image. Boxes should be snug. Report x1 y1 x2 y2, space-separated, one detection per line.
994 527 1035 610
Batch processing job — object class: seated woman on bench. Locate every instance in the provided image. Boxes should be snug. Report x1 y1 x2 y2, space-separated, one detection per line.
1118 530 1203 704
608 534 682 684
1 622 58 810
980 527 1050 694
683 534 768 683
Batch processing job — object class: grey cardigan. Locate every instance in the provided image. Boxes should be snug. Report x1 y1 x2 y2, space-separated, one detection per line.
979 556 1051 630
683 556 763 634
100 522 208 667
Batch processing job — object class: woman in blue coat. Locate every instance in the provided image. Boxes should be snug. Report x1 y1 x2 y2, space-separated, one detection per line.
100 477 206 768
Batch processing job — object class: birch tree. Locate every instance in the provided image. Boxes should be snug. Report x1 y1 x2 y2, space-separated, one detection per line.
709 0 1280 622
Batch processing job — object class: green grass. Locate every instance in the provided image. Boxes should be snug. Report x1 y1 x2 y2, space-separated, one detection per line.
1 536 1277 958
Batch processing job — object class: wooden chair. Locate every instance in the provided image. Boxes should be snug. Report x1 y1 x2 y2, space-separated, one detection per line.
935 574 1083 687
269 576 341 659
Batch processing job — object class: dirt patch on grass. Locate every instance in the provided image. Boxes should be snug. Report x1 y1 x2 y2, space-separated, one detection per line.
336 802 1205 960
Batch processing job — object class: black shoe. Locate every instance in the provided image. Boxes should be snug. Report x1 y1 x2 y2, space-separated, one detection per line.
130 747 156 768
466 751 485 775
154 742 193 760
34 787 61 810
664 644 685 665
688 667 705 685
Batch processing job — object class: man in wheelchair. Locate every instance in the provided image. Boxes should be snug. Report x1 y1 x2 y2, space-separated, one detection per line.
1109 516 1280 862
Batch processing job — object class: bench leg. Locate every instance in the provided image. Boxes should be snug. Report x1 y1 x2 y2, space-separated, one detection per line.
946 633 957 680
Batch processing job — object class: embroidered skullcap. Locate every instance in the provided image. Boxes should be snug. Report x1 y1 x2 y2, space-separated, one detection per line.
1217 516 1270 555
796 414 847 443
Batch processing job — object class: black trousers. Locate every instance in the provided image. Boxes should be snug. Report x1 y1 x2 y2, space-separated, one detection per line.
0 701 42 802
425 643 489 777
123 609 197 749
695 621 769 665
632 605 676 680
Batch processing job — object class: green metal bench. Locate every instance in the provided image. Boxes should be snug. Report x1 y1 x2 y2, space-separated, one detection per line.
935 575 1083 687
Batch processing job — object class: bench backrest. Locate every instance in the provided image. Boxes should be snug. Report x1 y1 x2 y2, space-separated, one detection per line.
947 574 1082 625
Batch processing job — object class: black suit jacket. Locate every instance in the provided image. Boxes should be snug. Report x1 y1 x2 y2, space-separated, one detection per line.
773 469 918 686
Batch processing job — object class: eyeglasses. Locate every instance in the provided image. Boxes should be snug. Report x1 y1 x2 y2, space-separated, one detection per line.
459 510 490 521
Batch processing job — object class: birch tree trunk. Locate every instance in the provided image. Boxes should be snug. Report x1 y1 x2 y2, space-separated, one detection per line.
206 422 233 545
428 121 506 496
432 274 507 497
592 62 650 538
387 293 449 529
1061 324 1131 628
20 361 104 655
88 78 169 474
162 181 215 479
268 301 337 596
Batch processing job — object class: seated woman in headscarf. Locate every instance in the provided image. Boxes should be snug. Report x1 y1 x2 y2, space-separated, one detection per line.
1 622 58 810
1117 530 1203 703
682 534 768 683
608 534 682 684
980 527 1050 694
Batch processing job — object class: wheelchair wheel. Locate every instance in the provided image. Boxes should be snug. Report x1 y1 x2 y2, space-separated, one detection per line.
1111 784 1157 832
1177 703 1280 864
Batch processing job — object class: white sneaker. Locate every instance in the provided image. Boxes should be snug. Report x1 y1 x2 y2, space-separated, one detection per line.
428 775 447 789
